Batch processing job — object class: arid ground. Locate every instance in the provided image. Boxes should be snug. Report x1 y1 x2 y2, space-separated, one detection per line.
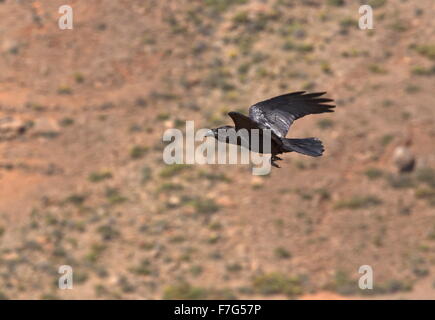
0 0 434 299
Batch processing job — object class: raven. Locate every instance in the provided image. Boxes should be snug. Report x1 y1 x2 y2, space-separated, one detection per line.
206 91 335 168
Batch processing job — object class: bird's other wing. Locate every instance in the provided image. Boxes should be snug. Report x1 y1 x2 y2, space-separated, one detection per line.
248 91 335 138
228 111 261 131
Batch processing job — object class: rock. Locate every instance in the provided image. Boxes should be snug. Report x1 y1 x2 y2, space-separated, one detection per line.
168 196 180 206
3 251 19 261
31 118 60 138
164 120 174 128
0 117 27 140
251 176 264 188
215 195 234 207
1 39 20 55
393 146 415 173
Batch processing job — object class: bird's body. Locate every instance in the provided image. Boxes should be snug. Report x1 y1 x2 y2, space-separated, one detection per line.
207 91 335 168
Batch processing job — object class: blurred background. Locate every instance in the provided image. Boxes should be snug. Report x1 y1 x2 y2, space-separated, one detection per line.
0 0 434 299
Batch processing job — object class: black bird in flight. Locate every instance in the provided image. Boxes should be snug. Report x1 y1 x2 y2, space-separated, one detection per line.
206 91 335 168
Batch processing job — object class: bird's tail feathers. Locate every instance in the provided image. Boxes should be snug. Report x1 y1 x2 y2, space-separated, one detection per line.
281 138 324 157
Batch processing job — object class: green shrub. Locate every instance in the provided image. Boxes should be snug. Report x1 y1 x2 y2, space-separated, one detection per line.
335 195 382 210
157 183 184 193
386 174 415 189
190 198 220 215
413 44 435 61
105 188 127 204
130 259 152 276
368 0 387 8
368 64 387 74
141 166 152 183
252 273 303 297
65 194 86 206
327 0 345 6
97 225 120 240
416 168 435 187
163 282 207 299
364 168 383 180
324 270 358 295
130 145 149 159
317 119 334 129
159 164 191 178
411 65 435 76
88 170 113 182
204 0 247 12
59 117 74 127
57 85 72 95
380 134 394 146
415 187 435 205
274 247 292 259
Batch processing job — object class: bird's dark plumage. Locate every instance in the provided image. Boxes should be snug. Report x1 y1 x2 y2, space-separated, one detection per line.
208 91 335 168
248 91 335 138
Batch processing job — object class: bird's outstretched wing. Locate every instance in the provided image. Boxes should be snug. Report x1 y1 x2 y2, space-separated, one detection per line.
228 111 261 131
249 91 335 138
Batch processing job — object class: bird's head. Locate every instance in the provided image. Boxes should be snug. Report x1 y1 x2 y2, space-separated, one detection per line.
205 126 234 140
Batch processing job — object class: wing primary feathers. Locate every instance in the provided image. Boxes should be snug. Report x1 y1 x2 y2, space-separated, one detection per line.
311 98 334 103
317 104 335 108
288 91 306 96
248 91 336 137
301 92 327 98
